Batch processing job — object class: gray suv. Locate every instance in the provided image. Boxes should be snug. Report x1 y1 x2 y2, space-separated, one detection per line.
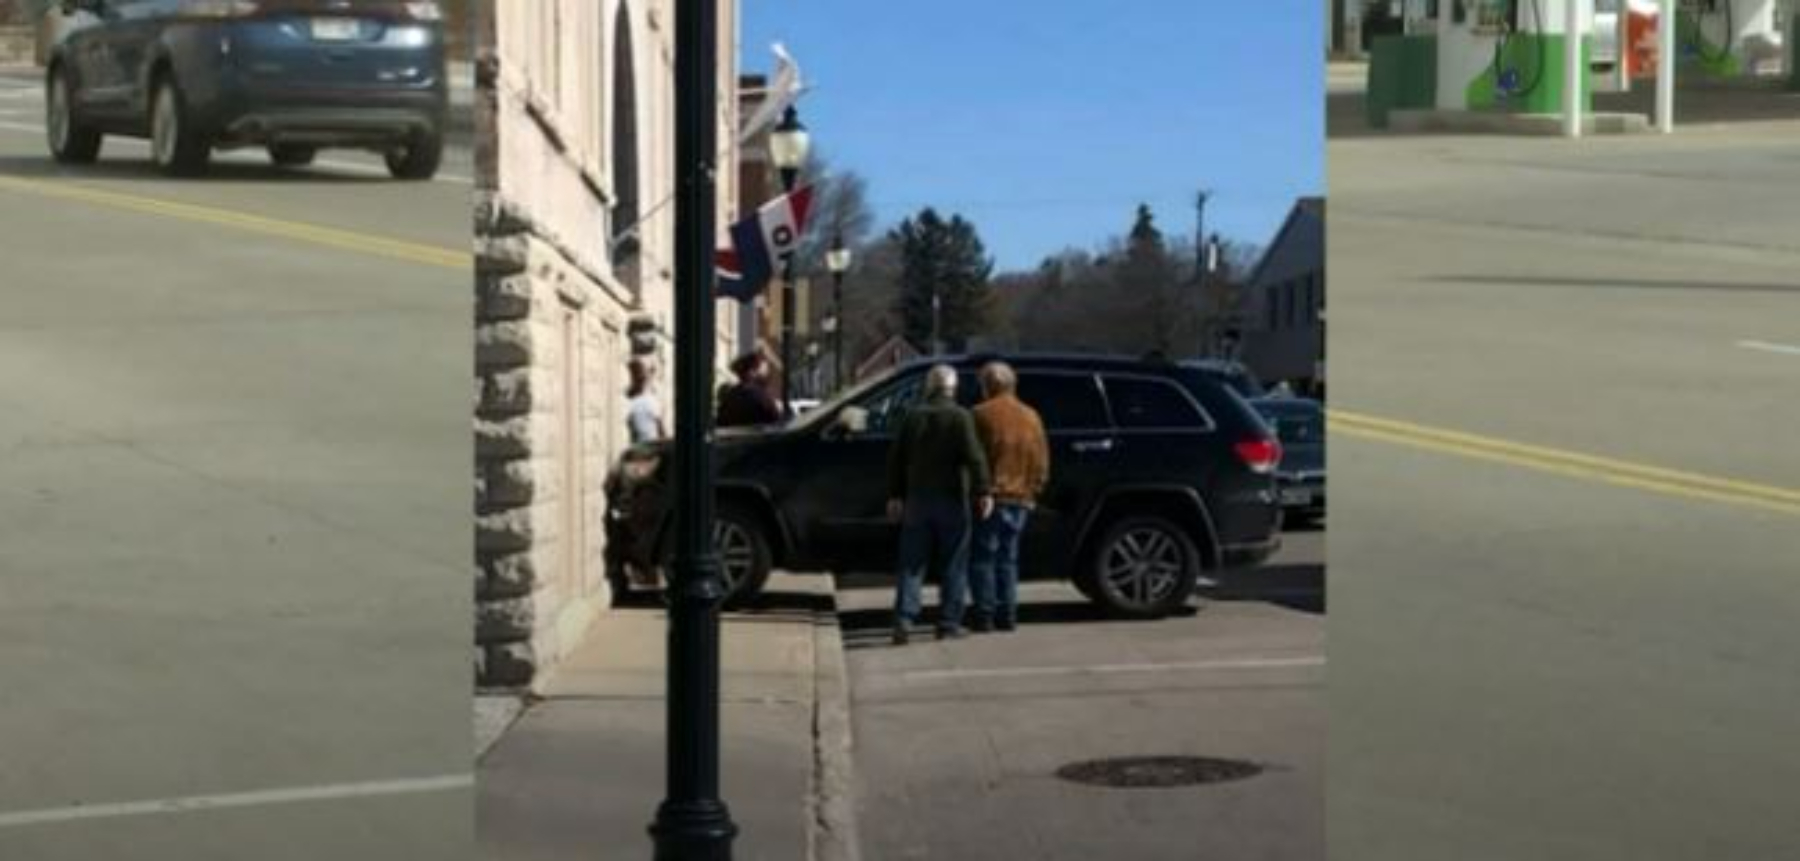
46 0 448 178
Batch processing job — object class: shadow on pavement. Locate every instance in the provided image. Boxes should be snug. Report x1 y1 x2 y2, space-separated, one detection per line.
1202 563 1325 616
0 154 384 185
608 581 836 620
836 593 1203 651
1436 274 1800 295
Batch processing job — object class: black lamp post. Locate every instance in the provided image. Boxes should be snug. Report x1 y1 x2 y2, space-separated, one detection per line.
768 105 811 416
649 1 737 858
825 235 851 394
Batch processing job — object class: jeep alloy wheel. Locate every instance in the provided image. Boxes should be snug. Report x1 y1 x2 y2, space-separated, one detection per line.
1089 516 1199 618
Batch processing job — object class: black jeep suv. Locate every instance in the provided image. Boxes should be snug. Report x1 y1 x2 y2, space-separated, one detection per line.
605 354 1284 618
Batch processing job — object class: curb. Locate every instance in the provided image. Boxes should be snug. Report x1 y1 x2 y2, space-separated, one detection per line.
807 576 863 861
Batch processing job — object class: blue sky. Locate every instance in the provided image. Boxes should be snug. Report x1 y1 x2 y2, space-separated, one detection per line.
741 1 1323 270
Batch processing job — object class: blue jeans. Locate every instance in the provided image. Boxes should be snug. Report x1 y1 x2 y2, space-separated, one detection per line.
971 504 1030 625
894 495 972 631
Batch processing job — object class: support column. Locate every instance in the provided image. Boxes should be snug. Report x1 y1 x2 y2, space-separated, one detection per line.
1658 0 1676 132
1564 0 1584 137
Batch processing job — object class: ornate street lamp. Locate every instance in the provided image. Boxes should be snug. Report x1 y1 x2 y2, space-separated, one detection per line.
825 235 852 395
768 106 810 415
768 106 811 193
649 1 737 858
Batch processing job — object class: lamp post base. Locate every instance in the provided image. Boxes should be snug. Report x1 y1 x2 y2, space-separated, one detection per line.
650 799 738 861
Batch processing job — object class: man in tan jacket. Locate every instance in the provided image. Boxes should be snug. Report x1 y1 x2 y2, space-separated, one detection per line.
969 362 1051 632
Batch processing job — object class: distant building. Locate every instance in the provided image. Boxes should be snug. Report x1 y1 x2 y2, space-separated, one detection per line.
1237 198 1325 394
855 335 924 382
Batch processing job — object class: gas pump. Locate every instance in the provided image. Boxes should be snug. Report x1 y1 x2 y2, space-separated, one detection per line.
1436 0 1590 111
1677 0 1781 75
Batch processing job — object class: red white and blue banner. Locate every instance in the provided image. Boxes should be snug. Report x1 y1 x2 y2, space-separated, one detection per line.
716 185 814 302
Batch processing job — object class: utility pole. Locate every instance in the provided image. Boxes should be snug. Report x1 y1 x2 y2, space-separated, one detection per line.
1195 189 1211 357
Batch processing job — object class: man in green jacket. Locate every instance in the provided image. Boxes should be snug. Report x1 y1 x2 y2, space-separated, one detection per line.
886 365 993 644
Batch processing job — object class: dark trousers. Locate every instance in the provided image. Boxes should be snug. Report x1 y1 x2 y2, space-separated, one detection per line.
970 503 1030 625
894 494 971 632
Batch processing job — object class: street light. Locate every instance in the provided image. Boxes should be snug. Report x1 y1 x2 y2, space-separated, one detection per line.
768 105 810 416
649 0 737 858
769 106 811 192
825 235 852 394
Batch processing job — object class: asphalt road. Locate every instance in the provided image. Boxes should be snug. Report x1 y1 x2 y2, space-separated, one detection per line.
0 65 473 859
1331 118 1800 859
837 530 1325 861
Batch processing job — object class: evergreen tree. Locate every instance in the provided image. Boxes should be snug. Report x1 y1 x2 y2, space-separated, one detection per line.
891 209 996 353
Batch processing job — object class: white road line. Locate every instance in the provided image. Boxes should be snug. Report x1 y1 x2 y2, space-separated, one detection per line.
0 774 473 830
0 121 474 185
1738 340 1800 357
903 655 1326 683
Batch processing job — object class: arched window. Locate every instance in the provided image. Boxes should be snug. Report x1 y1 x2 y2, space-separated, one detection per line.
609 1 642 268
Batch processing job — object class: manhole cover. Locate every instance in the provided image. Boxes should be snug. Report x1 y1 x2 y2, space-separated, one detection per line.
1055 756 1263 788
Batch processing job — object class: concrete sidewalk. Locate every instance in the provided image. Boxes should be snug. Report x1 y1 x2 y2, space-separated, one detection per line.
476 573 860 861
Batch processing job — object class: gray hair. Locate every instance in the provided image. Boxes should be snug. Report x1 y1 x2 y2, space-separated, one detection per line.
924 364 958 399
979 361 1017 396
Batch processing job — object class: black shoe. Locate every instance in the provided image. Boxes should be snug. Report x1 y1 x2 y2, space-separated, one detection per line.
936 626 968 641
995 618 1017 632
892 626 911 646
969 616 994 633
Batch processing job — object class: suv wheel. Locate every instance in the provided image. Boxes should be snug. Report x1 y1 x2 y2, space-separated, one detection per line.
268 144 317 167
47 66 102 164
1085 515 1199 618
652 501 774 608
712 503 773 607
385 130 442 180
150 76 209 176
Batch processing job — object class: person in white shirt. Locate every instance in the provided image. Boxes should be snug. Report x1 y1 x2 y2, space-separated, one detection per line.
626 358 665 444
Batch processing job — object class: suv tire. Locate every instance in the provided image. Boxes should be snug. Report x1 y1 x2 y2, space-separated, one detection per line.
1084 515 1199 619
713 502 774 608
385 129 442 180
650 500 774 608
150 75 210 177
46 66 102 164
268 144 317 167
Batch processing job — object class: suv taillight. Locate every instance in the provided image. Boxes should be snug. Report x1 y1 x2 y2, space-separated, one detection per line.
1234 437 1282 474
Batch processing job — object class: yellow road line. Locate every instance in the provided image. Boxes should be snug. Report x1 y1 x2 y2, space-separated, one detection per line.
1332 413 1800 518
0 174 470 271
1332 409 1800 506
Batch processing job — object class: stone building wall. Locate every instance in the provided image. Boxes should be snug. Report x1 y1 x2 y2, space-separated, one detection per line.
474 0 738 691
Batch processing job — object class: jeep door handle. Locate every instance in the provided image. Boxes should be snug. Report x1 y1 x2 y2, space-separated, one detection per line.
1071 439 1115 454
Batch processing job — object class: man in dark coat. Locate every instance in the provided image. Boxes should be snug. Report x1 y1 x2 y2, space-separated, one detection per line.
886 365 993 644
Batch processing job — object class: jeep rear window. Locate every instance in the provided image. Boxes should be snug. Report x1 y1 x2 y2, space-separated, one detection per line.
1103 376 1207 430
1015 373 1108 432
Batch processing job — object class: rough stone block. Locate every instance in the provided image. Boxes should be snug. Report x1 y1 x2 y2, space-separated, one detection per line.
485 458 560 507
475 416 554 458
477 596 535 641
482 366 555 414
479 641 538 689
482 549 556 598
475 320 545 369
476 504 557 553
478 271 535 321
